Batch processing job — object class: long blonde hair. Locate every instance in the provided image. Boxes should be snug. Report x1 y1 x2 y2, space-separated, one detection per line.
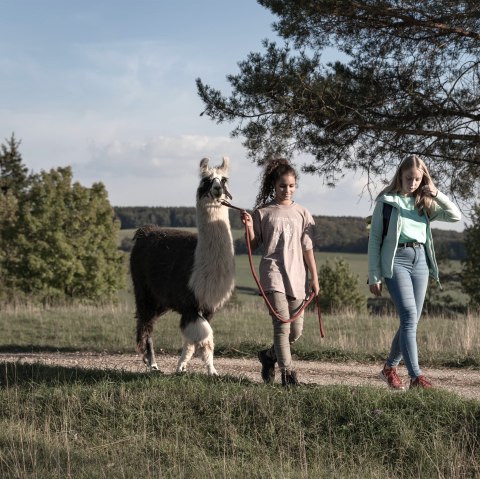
379 155 434 216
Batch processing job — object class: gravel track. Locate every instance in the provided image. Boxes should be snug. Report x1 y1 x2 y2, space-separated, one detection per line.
1 351 479 400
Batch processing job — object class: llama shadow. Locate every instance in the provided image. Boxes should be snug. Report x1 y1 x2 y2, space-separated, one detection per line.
0 361 256 388
0 345 81 354
0 361 145 387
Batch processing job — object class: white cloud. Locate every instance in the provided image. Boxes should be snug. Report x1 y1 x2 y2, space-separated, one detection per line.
78 134 240 177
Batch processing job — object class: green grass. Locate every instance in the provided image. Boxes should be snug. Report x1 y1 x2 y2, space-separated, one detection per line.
1 267 478 477
1 301 479 369
0 229 475 477
117 227 137 244
0 363 479 479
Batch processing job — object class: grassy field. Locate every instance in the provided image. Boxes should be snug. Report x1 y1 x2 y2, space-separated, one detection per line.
1 362 479 479
0 228 474 367
0 231 477 478
1 299 479 368
1 303 479 478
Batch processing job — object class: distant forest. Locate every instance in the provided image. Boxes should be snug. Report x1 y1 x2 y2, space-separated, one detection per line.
114 206 465 260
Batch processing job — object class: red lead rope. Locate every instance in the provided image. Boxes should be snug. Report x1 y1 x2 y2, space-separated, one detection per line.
221 200 325 338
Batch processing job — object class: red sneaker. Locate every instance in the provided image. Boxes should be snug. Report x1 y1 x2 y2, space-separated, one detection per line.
379 364 405 390
409 375 433 389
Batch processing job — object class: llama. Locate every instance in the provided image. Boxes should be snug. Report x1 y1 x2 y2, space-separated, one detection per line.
130 156 235 375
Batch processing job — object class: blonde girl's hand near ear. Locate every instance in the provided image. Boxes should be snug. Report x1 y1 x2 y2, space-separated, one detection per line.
421 183 438 198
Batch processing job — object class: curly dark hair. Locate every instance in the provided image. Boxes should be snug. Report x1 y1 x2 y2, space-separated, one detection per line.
254 159 298 208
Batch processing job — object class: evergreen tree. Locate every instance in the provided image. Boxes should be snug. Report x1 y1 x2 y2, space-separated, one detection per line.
0 134 29 194
0 188 19 298
0 134 27 297
197 0 480 201
462 204 480 307
0 137 125 302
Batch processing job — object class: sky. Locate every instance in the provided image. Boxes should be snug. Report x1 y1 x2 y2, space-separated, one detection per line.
0 0 465 231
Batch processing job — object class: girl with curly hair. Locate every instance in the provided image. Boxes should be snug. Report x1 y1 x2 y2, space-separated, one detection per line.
241 159 320 387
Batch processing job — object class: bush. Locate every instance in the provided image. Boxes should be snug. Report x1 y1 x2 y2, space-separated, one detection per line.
317 258 365 313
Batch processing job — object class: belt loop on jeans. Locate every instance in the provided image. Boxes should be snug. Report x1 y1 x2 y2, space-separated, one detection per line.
397 242 423 248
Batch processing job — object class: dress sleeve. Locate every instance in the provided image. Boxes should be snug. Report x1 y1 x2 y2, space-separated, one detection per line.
301 209 315 251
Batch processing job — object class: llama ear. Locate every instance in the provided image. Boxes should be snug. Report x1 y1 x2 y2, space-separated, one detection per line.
200 158 210 175
218 156 230 174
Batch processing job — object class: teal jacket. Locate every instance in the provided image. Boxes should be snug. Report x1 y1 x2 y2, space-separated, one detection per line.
367 191 461 285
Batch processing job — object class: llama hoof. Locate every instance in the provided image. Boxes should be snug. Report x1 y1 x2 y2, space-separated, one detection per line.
176 364 187 374
142 358 160 371
208 367 219 376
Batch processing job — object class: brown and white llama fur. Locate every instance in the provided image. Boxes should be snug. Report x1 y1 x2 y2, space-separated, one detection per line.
130 157 235 375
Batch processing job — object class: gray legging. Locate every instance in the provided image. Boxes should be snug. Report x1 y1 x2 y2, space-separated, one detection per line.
265 291 305 371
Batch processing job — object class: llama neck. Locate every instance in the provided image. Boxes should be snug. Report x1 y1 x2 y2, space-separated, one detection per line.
188 200 235 312
195 201 233 253
196 201 230 228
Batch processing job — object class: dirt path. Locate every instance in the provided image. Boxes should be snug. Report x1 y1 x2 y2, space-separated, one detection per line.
1 351 479 401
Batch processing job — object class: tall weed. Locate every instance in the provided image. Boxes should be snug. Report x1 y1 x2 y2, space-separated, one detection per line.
1 301 479 367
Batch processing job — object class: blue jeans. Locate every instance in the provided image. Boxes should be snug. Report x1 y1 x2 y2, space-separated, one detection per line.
384 245 429 378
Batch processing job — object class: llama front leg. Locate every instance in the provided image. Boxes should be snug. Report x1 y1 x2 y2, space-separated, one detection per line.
196 334 218 376
177 313 218 375
176 339 196 373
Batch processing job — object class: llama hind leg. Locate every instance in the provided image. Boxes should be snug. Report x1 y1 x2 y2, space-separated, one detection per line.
135 301 164 371
137 321 158 371
144 337 159 371
138 334 159 371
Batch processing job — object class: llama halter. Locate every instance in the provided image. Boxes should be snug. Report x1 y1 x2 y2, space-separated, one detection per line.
198 175 232 201
220 199 325 338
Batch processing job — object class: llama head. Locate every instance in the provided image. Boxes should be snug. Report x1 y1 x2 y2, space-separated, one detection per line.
197 156 232 202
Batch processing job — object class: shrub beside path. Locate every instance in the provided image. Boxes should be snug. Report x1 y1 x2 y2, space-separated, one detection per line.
1 352 479 401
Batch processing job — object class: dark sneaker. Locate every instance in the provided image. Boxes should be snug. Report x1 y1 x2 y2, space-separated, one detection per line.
379 364 405 390
258 349 276 384
281 369 299 388
410 375 433 389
